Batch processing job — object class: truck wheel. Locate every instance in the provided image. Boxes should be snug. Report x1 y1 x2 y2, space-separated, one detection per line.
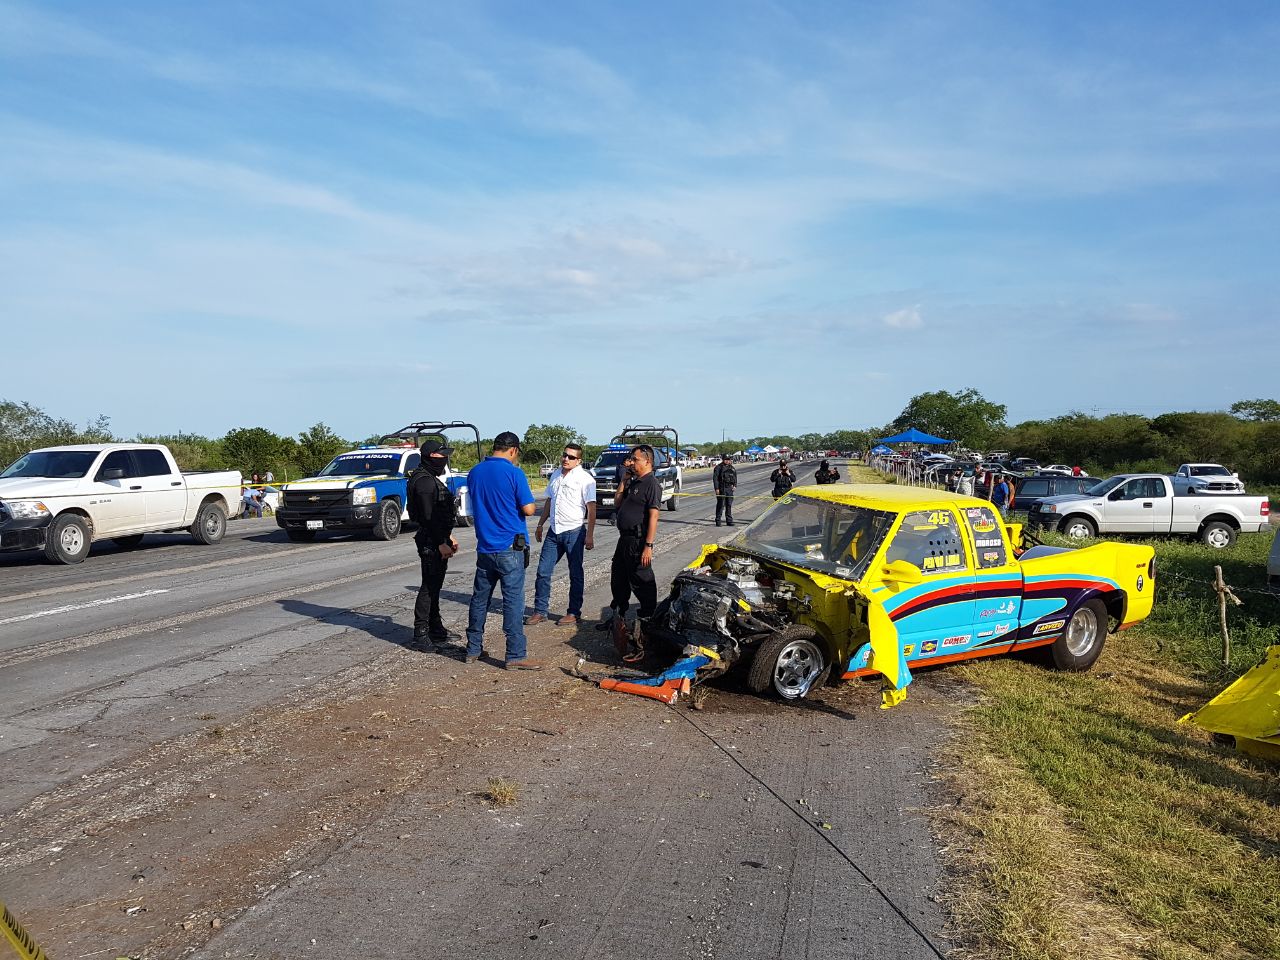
112 535 145 549
45 513 92 564
666 485 678 511
1200 521 1237 549
1060 515 1096 540
1050 598 1108 671
747 625 829 701
371 499 402 541
191 502 227 545
286 529 317 543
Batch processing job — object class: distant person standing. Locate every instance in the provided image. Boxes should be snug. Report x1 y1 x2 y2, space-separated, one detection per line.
770 460 797 499
464 432 541 670
991 474 1011 514
528 443 596 627
713 454 738 526
408 439 459 647
814 460 840 484
957 471 975 497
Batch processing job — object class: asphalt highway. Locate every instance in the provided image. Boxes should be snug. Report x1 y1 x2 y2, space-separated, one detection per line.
0 460 955 960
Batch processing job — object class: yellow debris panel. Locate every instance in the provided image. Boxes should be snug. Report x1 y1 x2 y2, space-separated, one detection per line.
1182 645 1280 758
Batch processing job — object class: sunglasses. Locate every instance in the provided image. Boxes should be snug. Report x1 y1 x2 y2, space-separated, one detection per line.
561 452 581 460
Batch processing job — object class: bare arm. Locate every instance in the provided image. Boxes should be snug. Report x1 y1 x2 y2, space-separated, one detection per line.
585 501 597 549
640 507 659 567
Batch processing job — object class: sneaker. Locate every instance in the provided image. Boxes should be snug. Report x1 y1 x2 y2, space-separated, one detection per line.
558 614 578 626
524 613 547 626
429 628 460 643
505 658 545 671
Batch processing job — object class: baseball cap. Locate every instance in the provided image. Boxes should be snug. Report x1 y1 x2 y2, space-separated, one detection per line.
420 439 453 457
493 430 522 450
721 453 732 460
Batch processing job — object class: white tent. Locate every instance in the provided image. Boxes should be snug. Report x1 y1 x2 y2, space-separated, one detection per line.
763 444 780 453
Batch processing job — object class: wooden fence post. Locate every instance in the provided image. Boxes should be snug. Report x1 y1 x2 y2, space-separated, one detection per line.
1213 565 1243 666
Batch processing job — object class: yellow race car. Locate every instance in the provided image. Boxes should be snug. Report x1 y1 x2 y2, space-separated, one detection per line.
653 484 1156 705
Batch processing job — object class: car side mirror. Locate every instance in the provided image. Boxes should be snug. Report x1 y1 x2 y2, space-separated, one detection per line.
100 467 125 481
881 560 923 585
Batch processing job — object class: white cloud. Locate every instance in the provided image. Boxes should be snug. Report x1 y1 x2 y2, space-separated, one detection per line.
882 305 923 329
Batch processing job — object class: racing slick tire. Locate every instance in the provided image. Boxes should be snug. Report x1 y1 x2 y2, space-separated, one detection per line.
1199 520 1237 550
370 500 402 541
747 625 830 702
1060 515 1097 540
286 529 317 543
44 513 92 565
1050 598 1108 671
112 535 145 549
190 502 227 545
666 485 678 511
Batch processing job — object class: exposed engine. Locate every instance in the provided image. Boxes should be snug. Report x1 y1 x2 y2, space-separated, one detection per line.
656 556 793 669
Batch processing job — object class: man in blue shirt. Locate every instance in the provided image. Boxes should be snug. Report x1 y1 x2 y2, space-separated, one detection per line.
464 431 542 669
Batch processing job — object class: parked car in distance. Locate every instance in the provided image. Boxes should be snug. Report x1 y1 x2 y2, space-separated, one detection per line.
1174 463 1245 494
1029 474 1270 548
1041 464 1076 476
0 443 241 564
1010 474 1099 511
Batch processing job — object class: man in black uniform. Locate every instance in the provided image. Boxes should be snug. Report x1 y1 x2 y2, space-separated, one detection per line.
713 453 737 526
770 459 798 498
814 459 840 484
606 444 662 662
408 439 460 647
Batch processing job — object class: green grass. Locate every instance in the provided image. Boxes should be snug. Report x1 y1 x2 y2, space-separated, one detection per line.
938 531 1280 960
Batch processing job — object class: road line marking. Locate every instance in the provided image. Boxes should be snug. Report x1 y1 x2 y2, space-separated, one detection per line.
0 590 170 625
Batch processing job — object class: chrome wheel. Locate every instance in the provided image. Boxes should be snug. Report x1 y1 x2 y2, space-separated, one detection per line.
1064 519 1094 539
1065 605 1100 657
773 638 825 700
60 524 84 554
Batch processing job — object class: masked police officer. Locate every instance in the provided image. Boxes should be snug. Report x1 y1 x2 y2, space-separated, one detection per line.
408 439 460 647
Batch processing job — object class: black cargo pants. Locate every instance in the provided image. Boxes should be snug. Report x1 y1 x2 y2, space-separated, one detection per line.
414 544 449 636
609 532 657 620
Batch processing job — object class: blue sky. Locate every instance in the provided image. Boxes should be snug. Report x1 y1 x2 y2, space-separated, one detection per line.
2 0 1277 445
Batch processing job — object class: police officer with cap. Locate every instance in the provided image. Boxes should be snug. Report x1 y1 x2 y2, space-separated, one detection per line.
408 439 460 646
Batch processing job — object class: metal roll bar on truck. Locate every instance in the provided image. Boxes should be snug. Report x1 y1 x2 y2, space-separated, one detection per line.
592 425 684 514
377 421 484 527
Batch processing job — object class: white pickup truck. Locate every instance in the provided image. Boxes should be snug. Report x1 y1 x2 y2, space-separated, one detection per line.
0 444 242 564
1028 473 1270 549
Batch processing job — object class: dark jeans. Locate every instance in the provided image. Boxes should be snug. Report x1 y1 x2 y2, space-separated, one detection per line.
533 526 586 617
414 545 448 634
715 492 734 523
466 550 528 662
609 534 657 620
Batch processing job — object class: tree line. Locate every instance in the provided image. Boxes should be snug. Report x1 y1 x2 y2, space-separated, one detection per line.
4 395 1278 485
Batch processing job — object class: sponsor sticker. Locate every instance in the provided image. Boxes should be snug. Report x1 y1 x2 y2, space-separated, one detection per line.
922 640 938 654
942 634 969 647
1034 618 1067 634
994 622 1011 635
983 551 999 563
975 538 1002 548
903 644 915 656
977 629 994 639
979 600 1017 618
1137 574 1145 592
971 517 997 533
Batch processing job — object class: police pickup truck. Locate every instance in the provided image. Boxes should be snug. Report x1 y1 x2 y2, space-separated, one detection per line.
275 421 481 542
591 425 684 514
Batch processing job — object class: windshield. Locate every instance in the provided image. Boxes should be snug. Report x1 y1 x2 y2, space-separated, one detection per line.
1086 476 1125 496
1 451 98 479
318 454 403 477
1190 465 1230 477
728 494 895 580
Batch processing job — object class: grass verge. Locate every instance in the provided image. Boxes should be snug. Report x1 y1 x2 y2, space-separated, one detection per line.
936 530 1280 959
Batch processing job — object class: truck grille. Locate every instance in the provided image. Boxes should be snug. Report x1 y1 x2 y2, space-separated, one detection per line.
283 489 350 511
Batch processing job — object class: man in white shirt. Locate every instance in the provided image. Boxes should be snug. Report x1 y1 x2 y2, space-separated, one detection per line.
526 443 597 626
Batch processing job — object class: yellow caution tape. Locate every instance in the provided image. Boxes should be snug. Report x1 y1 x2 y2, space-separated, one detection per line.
1 900 49 960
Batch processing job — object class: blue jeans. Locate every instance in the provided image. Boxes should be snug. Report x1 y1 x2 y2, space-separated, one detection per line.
533 526 586 617
466 550 528 662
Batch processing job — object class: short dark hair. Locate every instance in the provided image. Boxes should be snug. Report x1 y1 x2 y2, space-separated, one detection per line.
564 442 583 455
492 431 522 453
630 444 654 462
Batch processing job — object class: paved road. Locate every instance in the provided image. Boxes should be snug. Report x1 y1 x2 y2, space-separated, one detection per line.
0 461 954 960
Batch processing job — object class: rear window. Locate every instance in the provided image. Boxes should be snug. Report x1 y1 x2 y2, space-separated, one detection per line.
1019 479 1049 498
133 449 173 477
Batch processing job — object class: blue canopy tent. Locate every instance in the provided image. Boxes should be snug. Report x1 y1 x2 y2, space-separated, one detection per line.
869 444 893 456
746 444 765 453
877 428 952 445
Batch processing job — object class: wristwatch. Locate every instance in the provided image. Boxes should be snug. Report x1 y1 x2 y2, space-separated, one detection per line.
644 541 655 548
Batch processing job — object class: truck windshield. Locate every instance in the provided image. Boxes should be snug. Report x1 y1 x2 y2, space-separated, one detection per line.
1085 477 1125 496
728 495 894 581
1189 465 1230 477
318 454 403 477
1 451 98 479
